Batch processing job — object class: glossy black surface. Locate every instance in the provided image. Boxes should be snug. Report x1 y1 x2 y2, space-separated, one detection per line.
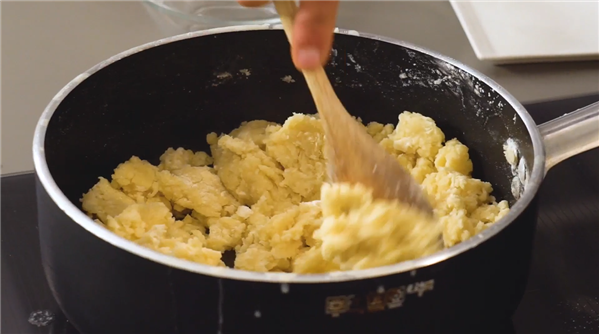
3 94 598 333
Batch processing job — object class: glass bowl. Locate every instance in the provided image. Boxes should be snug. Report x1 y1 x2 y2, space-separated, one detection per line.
144 0 280 33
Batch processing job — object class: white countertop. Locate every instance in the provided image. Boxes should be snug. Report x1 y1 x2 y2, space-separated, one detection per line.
2 1 599 174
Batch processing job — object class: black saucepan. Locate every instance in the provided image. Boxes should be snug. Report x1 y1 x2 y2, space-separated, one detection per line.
33 26 599 334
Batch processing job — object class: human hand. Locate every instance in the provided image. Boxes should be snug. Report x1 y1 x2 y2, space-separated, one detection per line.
238 1 339 70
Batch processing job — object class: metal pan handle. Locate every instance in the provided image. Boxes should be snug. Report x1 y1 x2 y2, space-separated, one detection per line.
538 101 599 172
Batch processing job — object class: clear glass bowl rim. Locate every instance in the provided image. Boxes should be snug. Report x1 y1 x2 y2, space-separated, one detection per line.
143 0 282 27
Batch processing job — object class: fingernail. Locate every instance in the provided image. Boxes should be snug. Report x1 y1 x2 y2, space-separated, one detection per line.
296 47 321 69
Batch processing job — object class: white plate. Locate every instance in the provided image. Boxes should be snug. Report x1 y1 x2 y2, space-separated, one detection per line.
450 0 599 64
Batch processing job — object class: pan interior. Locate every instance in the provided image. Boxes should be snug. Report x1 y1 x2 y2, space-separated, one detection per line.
43 29 535 273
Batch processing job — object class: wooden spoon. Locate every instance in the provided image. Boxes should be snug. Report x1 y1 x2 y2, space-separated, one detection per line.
274 1 434 215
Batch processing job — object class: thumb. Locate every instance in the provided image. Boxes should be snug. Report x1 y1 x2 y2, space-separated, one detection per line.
291 1 339 70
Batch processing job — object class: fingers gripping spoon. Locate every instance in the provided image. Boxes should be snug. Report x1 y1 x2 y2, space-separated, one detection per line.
274 1 434 215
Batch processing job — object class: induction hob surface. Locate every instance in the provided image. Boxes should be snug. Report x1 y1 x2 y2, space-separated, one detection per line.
2 94 598 334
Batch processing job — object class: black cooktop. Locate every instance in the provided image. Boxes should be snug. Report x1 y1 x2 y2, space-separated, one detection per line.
2 94 598 334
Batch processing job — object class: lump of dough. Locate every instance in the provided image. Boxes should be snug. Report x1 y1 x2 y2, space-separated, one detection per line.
146 195 173 212
470 200 510 238
292 246 339 274
471 200 510 224
234 244 288 272
411 157 437 183
378 137 400 157
168 238 224 266
111 156 159 202
422 169 493 216
364 122 399 156
440 200 508 248
391 111 445 159
106 202 224 266
317 182 443 271
202 206 250 251
208 132 299 209
266 202 322 259
159 147 213 171
396 153 417 171
439 209 475 247
157 165 239 218
234 201 322 272
434 139 473 176
105 201 175 240
229 120 278 149
265 114 326 201
363 120 423 174
366 122 395 143
81 177 136 222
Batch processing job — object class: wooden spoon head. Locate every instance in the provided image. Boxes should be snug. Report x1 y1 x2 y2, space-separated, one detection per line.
323 112 435 216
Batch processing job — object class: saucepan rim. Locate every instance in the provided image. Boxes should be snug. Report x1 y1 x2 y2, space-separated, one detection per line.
32 24 546 283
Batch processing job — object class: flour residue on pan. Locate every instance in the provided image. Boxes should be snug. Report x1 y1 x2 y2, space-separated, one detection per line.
329 48 339 66
394 57 508 125
503 138 528 199
281 75 295 83
326 45 508 125
210 69 253 87
216 72 232 79
327 50 370 88
346 53 362 72
28 310 55 327
211 72 233 87
433 76 451 85
393 62 464 93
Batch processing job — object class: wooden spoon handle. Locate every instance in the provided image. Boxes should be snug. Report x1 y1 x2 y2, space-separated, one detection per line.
274 1 352 128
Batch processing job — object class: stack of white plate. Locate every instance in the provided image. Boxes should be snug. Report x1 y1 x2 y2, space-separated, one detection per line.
450 1 599 64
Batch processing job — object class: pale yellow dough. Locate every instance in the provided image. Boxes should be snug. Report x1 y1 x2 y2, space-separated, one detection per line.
81 112 509 273
318 182 442 271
